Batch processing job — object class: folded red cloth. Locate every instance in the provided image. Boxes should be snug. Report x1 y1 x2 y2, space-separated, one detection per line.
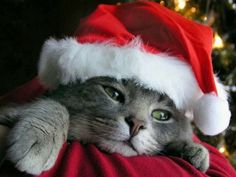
1 140 235 177
0 77 45 105
0 78 235 177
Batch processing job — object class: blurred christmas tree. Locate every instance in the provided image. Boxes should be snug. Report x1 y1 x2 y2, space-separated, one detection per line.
151 0 236 169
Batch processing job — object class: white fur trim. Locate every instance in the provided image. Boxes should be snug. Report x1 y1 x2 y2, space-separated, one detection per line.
39 37 201 111
215 75 229 101
193 94 231 135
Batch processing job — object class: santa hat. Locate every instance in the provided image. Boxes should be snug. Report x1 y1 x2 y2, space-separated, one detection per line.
38 1 231 135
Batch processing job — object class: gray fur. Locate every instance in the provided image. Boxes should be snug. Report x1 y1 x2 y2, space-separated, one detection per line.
0 77 209 174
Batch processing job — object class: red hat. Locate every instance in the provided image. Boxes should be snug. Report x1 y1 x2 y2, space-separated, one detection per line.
38 1 230 135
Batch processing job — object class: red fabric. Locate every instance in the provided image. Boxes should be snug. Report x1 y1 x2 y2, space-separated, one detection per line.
1 141 236 177
0 77 46 105
38 140 236 177
0 79 235 177
76 1 216 94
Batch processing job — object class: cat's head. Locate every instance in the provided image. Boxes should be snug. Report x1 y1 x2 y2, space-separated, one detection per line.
52 77 192 156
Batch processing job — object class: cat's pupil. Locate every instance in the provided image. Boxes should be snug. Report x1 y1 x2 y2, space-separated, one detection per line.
152 110 171 122
103 86 124 102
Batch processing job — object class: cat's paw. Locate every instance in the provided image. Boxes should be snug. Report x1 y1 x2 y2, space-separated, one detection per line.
165 141 209 172
6 121 64 175
183 142 209 172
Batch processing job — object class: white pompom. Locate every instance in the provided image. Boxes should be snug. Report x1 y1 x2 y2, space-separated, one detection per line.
193 93 231 136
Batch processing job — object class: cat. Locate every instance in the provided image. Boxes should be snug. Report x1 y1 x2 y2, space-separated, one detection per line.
0 76 209 175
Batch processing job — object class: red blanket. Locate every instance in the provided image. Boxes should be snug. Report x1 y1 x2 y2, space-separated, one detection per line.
0 78 235 177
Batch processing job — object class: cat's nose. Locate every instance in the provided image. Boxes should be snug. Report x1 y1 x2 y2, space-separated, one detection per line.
125 117 146 137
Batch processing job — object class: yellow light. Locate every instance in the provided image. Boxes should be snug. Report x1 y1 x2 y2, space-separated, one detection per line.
160 1 165 6
191 7 196 13
174 0 186 11
203 16 208 21
178 0 186 9
219 146 226 153
213 32 224 49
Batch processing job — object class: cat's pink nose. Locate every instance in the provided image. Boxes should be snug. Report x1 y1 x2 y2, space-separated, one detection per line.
125 117 146 137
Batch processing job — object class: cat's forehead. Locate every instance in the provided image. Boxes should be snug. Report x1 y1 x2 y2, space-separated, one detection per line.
80 76 179 115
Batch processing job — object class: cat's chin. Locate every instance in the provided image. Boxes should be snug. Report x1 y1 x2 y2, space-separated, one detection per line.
97 140 139 157
120 141 139 156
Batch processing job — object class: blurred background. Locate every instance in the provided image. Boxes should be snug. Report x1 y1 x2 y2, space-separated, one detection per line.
0 0 235 168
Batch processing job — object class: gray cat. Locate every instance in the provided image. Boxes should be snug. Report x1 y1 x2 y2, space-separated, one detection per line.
0 76 209 175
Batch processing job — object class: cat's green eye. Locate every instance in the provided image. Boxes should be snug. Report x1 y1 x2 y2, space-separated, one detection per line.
103 86 124 103
151 110 172 122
